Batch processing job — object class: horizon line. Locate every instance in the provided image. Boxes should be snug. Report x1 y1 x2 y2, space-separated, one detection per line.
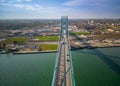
0 18 120 20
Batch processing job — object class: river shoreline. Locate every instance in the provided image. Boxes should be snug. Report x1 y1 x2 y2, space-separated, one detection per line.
1 45 120 54
71 45 120 50
13 50 57 54
71 41 120 50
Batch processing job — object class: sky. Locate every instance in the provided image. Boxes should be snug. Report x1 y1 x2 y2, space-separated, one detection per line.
0 0 120 19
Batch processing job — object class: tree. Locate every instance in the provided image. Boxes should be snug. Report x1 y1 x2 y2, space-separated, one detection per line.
14 41 17 45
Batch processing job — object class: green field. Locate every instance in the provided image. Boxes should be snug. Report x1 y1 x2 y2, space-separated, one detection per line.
5 37 26 44
100 28 107 32
70 32 90 35
72 48 120 86
39 44 58 51
36 36 59 41
0 41 2 45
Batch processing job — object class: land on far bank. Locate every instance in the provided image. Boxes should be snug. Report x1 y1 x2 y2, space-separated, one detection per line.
0 19 120 53
13 44 58 54
36 36 59 41
70 34 120 49
39 44 58 51
1 34 120 54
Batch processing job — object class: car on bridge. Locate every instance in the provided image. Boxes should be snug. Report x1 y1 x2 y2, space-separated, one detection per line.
61 41 66 44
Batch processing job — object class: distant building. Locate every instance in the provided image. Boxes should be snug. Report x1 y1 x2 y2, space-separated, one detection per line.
107 29 114 32
88 20 94 25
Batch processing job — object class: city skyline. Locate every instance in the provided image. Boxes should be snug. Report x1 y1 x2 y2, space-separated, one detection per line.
0 0 120 19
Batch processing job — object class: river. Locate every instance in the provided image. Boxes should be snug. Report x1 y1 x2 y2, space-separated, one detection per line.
0 53 56 86
0 47 120 86
72 47 120 86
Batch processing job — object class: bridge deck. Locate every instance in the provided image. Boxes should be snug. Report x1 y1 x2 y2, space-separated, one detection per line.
52 16 75 86
54 36 72 86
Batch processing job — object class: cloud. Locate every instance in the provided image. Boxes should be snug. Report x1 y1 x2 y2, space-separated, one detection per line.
25 0 31 2
0 0 5 2
0 3 42 11
0 0 120 19
63 0 112 6
63 0 84 6
17 0 21 2
0 0 32 3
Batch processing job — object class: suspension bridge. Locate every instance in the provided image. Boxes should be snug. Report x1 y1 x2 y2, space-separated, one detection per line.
51 16 75 86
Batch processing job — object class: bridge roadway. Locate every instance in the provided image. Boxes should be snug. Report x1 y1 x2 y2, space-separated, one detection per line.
52 16 75 86
55 34 72 86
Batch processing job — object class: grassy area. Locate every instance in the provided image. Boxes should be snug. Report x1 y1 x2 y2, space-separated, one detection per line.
39 44 58 51
100 28 107 32
0 41 2 45
70 32 90 35
36 36 59 41
5 37 26 44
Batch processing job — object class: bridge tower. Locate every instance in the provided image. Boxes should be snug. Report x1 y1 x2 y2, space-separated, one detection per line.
60 16 68 38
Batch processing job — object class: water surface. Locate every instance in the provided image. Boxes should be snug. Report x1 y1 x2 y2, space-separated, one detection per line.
0 53 56 86
0 47 120 86
72 47 120 86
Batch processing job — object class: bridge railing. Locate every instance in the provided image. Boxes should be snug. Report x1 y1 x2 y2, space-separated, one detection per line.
51 32 62 86
67 35 76 86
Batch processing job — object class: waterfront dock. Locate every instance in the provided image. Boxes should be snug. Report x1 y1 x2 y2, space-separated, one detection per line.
13 50 57 54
